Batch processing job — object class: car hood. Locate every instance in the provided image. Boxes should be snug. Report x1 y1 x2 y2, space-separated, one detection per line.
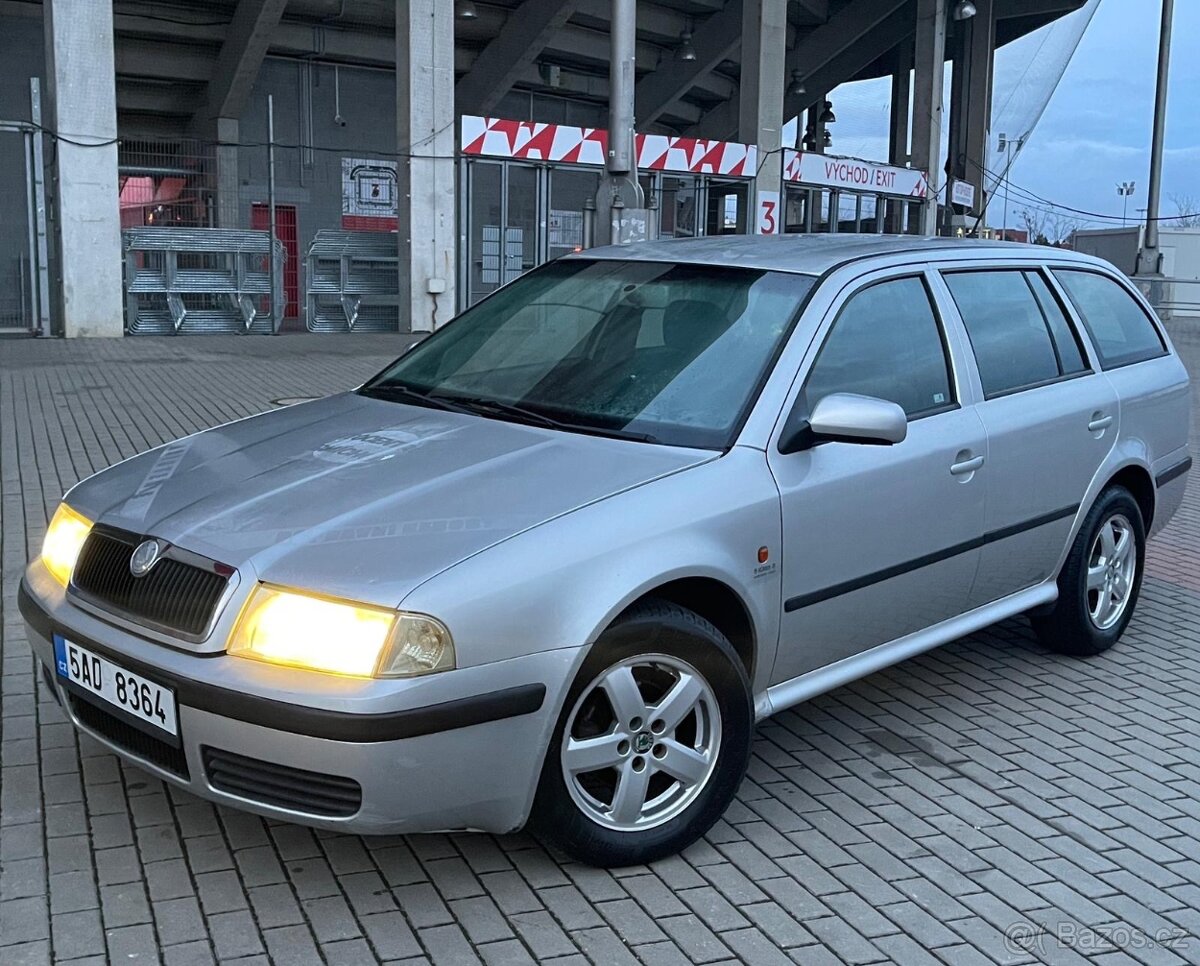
68 393 715 608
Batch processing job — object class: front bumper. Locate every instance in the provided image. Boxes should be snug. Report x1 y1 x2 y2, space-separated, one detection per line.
19 572 580 834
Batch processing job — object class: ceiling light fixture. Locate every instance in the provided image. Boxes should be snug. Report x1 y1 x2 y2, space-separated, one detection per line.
952 0 978 20
818 100 836 124
676 28 697 62
455 0 479 21
787 69 806 97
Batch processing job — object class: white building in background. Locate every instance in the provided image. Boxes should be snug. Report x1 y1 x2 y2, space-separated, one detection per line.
1073 227 1200 318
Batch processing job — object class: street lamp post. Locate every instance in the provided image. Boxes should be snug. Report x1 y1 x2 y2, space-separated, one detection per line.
997 132 1025 239
1137 0 1174 276
1117 182 1136 226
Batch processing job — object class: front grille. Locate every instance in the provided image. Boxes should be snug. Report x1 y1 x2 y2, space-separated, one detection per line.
71 528 229 639
203 747 362 818
68 693 189 778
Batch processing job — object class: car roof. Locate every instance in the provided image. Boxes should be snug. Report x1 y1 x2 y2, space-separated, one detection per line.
574 234 1103 277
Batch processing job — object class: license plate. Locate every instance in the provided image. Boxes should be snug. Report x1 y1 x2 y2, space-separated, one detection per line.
53 635 178 737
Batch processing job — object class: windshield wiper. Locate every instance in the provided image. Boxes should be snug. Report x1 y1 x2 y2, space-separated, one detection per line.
358 383 475 415
438 394 660 444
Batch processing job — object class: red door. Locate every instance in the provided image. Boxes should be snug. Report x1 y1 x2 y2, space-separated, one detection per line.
251 204 299 321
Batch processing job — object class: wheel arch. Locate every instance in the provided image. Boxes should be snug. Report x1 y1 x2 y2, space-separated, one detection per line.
1049 449 1155 585
615 577 758 682
1102 464 1155 532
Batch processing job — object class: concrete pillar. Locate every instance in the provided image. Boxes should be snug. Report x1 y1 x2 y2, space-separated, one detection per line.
739 0 788 235
944 22 967 234
911 0 947 236
944 1 992 232
43 0 124 337
887 44 912 232
189 117 239 228
965 0 994 226
214 118 242 228
889 46 912 168
396 0 456 331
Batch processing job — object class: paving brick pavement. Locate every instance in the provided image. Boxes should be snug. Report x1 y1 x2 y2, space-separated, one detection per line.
2 328 1199 966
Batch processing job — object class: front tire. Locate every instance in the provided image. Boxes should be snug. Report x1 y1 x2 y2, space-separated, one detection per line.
532 598 752 867
1032 486 1145 657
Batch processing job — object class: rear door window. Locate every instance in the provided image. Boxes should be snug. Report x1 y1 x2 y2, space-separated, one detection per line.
943 270 1065 397
1054 270 1166 369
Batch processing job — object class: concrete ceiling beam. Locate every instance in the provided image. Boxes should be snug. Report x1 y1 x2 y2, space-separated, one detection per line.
196 0 288 126
456 0 582 115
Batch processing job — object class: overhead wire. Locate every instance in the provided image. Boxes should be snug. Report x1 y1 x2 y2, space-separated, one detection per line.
969 157 1199 225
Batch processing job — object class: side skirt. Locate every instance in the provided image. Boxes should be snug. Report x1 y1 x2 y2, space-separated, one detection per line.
755 582 1058 721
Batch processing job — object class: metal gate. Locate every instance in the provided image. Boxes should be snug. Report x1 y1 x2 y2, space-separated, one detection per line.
0 79 51 336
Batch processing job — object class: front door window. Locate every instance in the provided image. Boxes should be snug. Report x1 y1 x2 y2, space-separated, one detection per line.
802 276 955 418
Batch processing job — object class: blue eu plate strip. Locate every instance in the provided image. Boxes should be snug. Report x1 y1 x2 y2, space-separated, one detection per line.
52 633 69 678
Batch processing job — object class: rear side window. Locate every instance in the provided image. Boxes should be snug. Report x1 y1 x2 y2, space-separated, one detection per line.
803 276 953 418
1055 270 1166 369
943 271 1069 397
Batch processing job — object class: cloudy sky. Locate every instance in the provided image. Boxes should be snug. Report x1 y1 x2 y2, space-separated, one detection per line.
1010 0 1200 230
810 0 1198 232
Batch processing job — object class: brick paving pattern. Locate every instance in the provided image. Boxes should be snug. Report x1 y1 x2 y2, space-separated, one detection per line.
2 328 1199 966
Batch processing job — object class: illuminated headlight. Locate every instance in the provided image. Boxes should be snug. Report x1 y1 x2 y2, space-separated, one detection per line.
42 503 93 586
227 584 455 678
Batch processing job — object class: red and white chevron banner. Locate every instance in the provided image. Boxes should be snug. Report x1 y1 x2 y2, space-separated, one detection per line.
460 116 758 178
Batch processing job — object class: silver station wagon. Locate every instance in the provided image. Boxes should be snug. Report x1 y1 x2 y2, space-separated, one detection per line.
20 235 1192 866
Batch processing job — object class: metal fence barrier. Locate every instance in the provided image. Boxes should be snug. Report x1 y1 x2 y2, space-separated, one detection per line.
123 227 285 335
1133 276 1200 322
305 230 401 333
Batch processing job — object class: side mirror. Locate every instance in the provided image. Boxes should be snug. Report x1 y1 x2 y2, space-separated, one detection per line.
779 392 908 453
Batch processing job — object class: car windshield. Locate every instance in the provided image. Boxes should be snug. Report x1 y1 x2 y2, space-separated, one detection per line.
362 259 814 449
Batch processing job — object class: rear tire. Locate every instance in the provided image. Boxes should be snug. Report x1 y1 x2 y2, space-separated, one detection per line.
532 598 752 867
1032 486 1145 657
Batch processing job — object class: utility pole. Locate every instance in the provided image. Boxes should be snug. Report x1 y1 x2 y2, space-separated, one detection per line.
1136 0 1173 276
1117 182 1136 226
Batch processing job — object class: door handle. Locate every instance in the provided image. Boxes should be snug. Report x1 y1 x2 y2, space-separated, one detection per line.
950 455 985 476
1088 414 1114 432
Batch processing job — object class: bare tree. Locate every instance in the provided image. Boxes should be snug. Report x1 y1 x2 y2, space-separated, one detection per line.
1020 208 1050 245
1018 208 1081 246
1047 212 1082 247
1169 193 1200 229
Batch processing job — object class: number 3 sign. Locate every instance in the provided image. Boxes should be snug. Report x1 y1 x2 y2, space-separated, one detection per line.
757 191 780 235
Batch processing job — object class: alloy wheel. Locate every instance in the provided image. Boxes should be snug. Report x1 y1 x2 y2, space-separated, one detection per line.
560 653 721 832
1086 513 1137 631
